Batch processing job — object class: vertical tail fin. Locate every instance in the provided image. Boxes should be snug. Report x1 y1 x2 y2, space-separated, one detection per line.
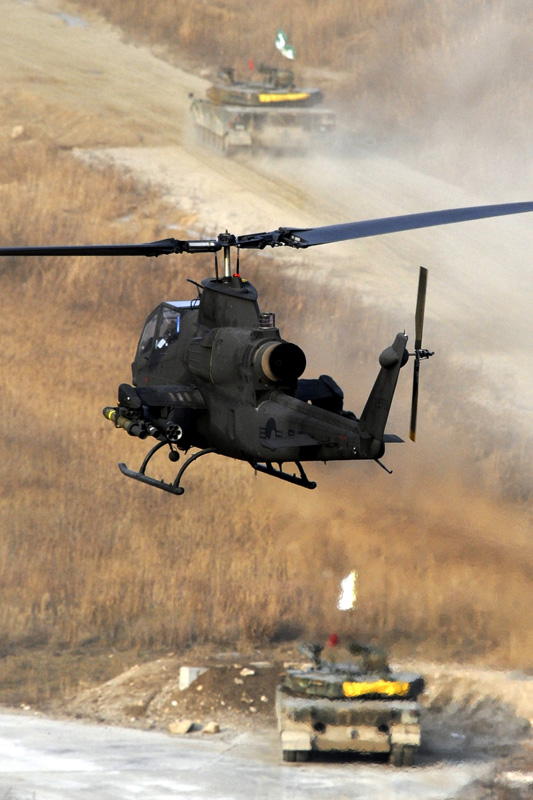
359 332 408 444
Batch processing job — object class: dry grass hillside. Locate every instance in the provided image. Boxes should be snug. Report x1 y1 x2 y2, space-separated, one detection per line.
0 1 531 705
0 139 532 704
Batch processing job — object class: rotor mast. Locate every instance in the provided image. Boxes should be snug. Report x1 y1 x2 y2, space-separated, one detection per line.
224 241 231 279
218 232 234 280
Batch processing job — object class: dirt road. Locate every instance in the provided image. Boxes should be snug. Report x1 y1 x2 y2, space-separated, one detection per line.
0 0 208 147
0 710 498 800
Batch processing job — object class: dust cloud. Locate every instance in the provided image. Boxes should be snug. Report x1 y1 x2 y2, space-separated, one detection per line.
261 0 533 439
333 0 533 196
241 257 532 664
242 7 533 653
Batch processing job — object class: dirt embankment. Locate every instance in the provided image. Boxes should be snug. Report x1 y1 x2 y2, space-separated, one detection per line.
58 647 285 734
51 645 533 739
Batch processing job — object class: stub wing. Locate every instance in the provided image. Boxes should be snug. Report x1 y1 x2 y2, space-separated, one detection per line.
130 384 207 410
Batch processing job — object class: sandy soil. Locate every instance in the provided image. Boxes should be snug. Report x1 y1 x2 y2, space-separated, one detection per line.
1 0 533 796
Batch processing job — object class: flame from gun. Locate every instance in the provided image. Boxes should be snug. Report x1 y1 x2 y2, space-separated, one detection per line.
337 570 358 611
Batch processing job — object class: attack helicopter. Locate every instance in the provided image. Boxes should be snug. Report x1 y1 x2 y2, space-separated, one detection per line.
1 201 532 495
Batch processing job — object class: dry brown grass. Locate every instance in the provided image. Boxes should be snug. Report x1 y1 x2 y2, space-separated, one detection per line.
72 0 527 74
0 140 532 697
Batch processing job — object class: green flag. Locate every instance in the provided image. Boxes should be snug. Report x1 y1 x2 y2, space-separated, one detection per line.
275 27 295 60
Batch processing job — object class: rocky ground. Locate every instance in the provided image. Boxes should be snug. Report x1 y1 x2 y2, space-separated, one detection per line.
56 644 292 736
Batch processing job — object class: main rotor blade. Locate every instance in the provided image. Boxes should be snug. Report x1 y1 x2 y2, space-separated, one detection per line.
0 238 221 258
273 201 533 248
1 201 532 258
414 266 428 350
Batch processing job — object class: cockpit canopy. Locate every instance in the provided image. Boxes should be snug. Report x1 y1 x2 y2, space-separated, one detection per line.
136 300 197 360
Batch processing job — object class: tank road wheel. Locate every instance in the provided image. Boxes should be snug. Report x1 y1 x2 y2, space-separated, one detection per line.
390 744 417 767
282 750 309 763
390 745 403 767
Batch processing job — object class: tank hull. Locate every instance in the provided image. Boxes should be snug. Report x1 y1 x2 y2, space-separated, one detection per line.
191 99 335 155
277 691 421 758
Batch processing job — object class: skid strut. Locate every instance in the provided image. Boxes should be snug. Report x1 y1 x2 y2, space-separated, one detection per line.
118 442 217 495
250 460 317 490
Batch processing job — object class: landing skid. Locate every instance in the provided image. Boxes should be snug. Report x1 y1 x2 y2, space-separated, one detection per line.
118 441 217 495
250 460 317 490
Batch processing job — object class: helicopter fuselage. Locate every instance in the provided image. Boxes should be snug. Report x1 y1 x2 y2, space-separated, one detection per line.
104 274 406 492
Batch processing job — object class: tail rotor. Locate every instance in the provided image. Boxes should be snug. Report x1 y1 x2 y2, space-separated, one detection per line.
409 267 434 441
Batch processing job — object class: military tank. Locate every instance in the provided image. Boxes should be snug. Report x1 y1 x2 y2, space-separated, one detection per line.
276 641 425 765
190 65 336 156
